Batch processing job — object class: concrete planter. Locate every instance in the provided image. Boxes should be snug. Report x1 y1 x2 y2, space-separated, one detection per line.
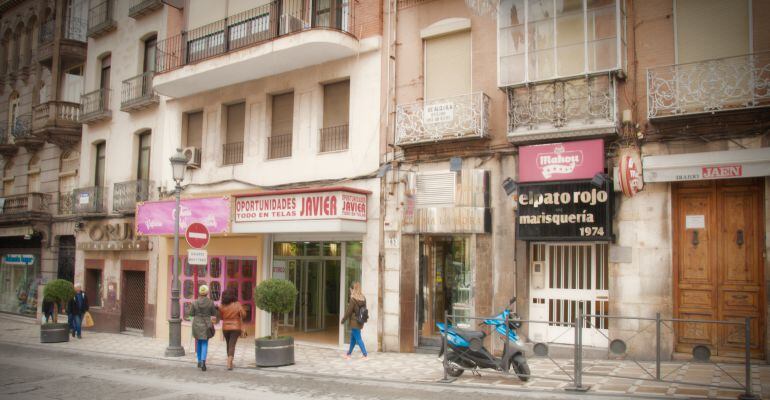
255 336 294 367
40 323 70 343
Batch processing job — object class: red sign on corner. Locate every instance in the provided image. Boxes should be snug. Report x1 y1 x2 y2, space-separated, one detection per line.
185 222 210 249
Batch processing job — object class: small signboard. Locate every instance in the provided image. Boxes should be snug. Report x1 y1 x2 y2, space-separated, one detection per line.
79 193 90 205
3 254 35 265
423 103 454 124
185 222 210 249
187 249 208 266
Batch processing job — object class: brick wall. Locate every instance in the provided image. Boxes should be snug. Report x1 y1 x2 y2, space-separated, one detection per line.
353 0 383 39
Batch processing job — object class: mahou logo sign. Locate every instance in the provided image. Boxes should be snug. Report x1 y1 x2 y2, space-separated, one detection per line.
519 139 605 182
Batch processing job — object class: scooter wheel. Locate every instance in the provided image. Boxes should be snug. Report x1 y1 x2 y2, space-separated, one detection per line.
511 354 530 382
446 353 465 377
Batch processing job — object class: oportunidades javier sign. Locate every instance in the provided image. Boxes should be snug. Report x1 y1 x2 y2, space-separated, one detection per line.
516 180 612 241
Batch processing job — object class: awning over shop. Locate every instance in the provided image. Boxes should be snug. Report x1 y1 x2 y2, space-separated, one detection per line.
232 187 369 234
643 147 770 182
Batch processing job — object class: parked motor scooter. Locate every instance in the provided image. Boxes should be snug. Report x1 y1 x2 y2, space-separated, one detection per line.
436 297 530 381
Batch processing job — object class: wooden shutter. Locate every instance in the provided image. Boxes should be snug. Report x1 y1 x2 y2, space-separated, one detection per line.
226 102 245 144
271 93 294 136
323 80 349 128
424 31 471 100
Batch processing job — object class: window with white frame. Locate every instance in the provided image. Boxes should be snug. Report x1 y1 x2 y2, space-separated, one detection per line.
498 0 626 86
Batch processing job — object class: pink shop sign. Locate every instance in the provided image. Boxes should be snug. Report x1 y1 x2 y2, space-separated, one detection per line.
519 139 605 182
135 197 231 236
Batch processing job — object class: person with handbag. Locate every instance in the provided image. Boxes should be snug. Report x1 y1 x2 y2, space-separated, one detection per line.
190 284 217 371
340 281 368 360
219 288 245 370
66 283 89 339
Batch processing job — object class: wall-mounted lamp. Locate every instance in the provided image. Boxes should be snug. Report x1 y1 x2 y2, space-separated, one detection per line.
502 177 518 196
591 172 612 189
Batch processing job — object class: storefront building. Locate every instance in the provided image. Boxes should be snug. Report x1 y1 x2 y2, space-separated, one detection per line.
514 139 613 348
75 217 155 336
233 186 375 346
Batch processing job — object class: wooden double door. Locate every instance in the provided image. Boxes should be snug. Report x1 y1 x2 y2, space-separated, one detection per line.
673 179 765 358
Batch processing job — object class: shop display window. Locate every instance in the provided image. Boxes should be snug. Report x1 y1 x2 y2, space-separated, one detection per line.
169 255 257 325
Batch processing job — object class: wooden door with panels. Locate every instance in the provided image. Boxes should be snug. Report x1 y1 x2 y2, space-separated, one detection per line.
673 179 765 358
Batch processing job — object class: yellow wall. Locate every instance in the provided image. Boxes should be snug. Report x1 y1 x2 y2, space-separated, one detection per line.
154 235 264 346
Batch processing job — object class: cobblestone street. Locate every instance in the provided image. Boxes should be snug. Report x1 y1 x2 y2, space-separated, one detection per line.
1 314 767 399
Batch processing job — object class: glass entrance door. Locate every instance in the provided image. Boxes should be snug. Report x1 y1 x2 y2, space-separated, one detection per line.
302 261 325 332
418 236 473 345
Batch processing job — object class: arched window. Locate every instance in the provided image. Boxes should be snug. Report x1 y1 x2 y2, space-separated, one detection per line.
11 22 23 72
27 154 40 193
23 16 37 67
0 30 10 76
7 91 20 138
59 150 79 214
3 161 14 196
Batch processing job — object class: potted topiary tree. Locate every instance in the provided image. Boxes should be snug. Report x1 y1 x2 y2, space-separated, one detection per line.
254 278 298 367
41 279 75 343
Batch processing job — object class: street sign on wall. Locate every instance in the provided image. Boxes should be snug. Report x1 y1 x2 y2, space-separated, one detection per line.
516 180 613 241
185 222 210 249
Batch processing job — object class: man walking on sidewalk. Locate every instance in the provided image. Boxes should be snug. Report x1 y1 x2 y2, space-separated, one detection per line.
67 284 89 339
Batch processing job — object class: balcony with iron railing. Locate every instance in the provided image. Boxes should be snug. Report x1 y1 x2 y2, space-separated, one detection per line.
396 92 490 146
32 101 81 146
0 127 16 157
10 114 44 151
647 52 770 120
129 0 163 19
113 179 153 214
87 0 116 38
319 124 348 152
153 0 358 98
71 186 107 214
222 142 244 165
121 71 159 112
0 193 52 221
506 74 617 143
58 191 75 215
80 88 112 123
37 17 87 66
268 133 292 159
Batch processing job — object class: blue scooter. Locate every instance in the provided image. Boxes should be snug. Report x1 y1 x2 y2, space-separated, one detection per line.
437 297 530 381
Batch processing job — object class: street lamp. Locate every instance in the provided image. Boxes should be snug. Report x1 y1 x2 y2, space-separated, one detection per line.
165 148 187 357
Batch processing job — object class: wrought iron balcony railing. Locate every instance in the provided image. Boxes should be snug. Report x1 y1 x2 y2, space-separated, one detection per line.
156 0 354 73
72 186 107 214
0 193 51 215
506 74 616 141
319 124 349 152
58 191 75 215
65 16 87 42
268 133 292 159
222 142 244 165
11 114 32 138
39 19 55 45
113 179 153 214
32 101 81 131
80 88 111 123
121 71 158 111
647 52 770 119
87 0 115 38
396 92 490 146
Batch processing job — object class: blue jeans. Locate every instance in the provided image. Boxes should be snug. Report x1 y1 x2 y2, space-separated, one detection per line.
196 339 209 362
347 328 367 357
69 314 82 337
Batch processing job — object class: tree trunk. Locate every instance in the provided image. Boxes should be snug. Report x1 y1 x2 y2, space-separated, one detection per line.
271 313 279 340
52 303 59 323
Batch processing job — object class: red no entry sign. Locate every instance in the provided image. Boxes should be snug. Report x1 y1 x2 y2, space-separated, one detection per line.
185 223 210 249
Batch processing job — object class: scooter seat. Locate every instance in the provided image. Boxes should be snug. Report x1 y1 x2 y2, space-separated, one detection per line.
455 328 486 340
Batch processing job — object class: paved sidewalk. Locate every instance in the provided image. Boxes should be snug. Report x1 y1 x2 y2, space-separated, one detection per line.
1 314 767 399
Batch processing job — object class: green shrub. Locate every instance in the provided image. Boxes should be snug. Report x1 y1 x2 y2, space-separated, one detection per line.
254 279 297 339
43 279 75 324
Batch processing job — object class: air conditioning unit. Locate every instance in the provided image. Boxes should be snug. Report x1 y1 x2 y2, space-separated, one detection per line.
280 14 307 35
183 147 201 168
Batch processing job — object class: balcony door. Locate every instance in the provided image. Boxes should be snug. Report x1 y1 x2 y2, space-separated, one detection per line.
100 55 110 110
94 142 105 188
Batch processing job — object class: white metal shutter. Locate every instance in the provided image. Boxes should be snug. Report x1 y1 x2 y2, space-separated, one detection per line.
415 171 456 208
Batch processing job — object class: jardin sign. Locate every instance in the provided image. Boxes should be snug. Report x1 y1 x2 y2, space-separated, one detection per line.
516 180 612 241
